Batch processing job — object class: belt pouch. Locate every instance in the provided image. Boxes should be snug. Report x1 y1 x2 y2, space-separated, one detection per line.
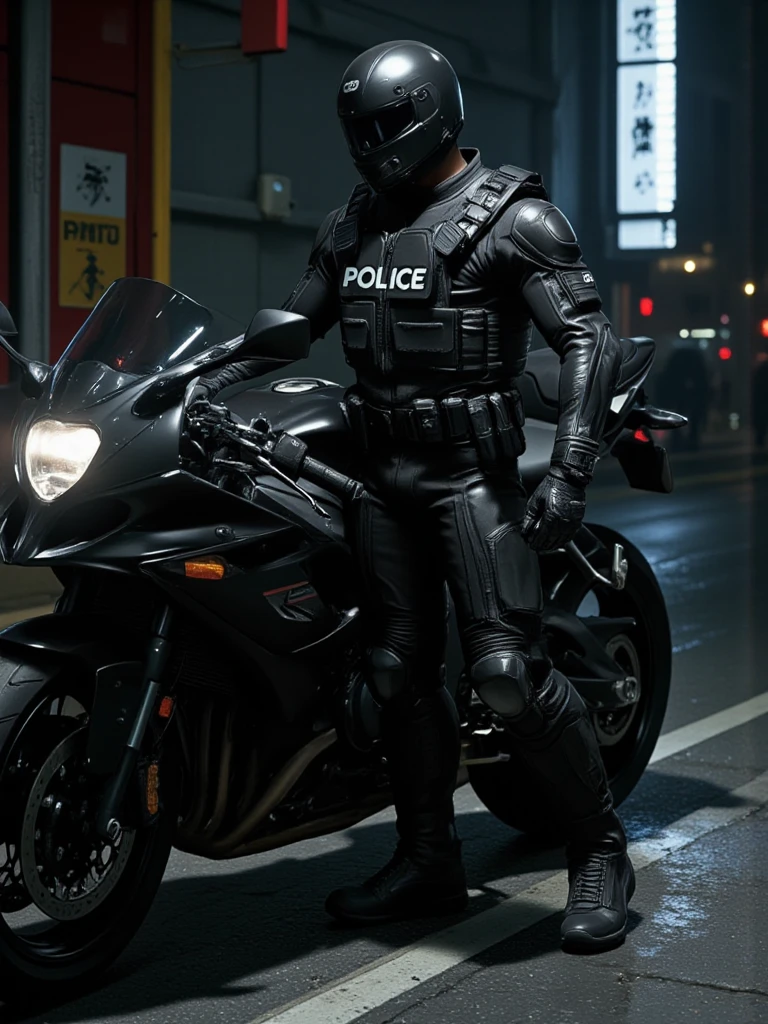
441 396 471 441
345 393 370 450
466 396 498 467
488 392 525 459
505 388 527 456
412 398 443 442
373 406 394 438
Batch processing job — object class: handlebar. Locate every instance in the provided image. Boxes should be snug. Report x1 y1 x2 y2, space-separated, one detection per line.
186 406 365 510
300 456 365 502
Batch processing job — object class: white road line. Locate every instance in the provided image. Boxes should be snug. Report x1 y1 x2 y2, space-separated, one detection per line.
251 771 768 1024
649 691 768 764
249 694 768 1024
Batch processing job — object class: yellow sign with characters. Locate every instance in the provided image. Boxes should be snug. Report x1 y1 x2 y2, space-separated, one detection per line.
59 212 126 308
58 144 127 310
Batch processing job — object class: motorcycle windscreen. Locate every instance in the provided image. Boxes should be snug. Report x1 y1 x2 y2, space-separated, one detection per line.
58 277 244 376
46 278 245 412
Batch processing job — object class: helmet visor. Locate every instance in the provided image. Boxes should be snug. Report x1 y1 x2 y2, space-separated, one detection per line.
341 99 416 154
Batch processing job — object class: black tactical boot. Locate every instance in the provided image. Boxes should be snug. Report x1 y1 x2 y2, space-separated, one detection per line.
561 809 634 951
498 670 635 951
325 834 468 924
326 684 467 924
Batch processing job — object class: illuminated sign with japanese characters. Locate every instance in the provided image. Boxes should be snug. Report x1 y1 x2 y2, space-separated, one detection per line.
617 0 676 62
617 62 676 214
616 1 677 249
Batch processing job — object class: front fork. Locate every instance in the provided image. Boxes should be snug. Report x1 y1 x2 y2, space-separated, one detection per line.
95 606 173 840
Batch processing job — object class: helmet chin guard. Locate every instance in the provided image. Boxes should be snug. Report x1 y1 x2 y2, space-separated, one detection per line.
337 40 464 192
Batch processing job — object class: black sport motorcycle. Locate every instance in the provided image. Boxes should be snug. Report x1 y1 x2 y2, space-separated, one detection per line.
0 278 685 997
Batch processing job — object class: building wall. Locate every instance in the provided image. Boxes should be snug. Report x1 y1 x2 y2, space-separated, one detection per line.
170 0 557 383
0 0 8 382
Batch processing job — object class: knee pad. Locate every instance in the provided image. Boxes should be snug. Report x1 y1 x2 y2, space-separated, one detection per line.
365 646 410 705
469 652 534 719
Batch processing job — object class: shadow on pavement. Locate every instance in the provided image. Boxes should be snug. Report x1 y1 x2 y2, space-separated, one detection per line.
0 769 749 1023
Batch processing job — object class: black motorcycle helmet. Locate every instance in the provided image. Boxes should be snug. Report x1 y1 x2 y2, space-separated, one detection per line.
337 40 464 193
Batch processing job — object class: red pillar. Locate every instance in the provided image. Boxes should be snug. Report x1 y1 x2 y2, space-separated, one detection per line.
0 0 9 382
49 0 153 362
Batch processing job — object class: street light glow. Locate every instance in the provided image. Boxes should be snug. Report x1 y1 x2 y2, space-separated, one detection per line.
683 259 696 273
745 282 756 296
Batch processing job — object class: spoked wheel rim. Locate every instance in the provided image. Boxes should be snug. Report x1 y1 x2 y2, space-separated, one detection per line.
19 728 136 923
0 680 172 983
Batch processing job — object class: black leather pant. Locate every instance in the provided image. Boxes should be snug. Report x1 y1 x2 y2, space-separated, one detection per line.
352 442 621 862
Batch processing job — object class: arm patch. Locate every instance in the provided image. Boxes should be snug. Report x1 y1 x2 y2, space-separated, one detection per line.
558 268 602 310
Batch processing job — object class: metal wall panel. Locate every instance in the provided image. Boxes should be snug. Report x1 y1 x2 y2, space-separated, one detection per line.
0 49 7 383
170 0 554 341
0 0 8 382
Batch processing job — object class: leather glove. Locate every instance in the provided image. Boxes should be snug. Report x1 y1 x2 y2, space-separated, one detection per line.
186 380 215 417
521 468 587 552
186 384 233 443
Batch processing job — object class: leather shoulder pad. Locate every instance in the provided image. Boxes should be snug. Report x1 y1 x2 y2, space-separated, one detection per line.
310 206 344 264
508 199 583 269
332 182 373 264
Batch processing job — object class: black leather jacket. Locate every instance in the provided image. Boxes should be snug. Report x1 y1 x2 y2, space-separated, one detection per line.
205 149 622 481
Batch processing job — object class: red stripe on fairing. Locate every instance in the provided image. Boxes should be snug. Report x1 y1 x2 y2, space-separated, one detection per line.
263 580 310 597
285 593 319 606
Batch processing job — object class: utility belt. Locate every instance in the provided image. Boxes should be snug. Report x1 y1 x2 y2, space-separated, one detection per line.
344 387 526 466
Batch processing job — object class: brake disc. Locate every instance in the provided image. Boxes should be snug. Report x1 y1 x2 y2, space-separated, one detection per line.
19 729 136 922
0 843 31 912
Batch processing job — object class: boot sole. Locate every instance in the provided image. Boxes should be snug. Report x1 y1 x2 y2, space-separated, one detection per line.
561 923 627 954
561 861 636 954
326 890 469 926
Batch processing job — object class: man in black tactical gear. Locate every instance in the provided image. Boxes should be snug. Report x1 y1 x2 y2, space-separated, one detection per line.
201 40 635 952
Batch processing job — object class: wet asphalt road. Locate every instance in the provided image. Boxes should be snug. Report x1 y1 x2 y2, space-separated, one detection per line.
5 440 768 1024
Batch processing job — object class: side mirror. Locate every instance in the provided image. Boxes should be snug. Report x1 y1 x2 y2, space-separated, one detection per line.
0 301 18 337
0 301 51 398
239 309 311 363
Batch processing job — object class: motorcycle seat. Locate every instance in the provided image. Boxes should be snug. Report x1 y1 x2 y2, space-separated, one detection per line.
518 337 656 426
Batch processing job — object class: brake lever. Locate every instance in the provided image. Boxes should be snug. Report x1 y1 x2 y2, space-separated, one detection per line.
253 453 332 520
218 427 332 520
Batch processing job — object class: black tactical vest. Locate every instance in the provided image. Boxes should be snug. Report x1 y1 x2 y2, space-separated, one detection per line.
333 165 548 382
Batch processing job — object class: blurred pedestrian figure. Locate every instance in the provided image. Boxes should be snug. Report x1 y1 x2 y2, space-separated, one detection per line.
752 356 768 448
656 342 711 451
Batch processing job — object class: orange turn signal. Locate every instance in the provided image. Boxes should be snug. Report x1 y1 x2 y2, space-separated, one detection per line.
184 558 226 580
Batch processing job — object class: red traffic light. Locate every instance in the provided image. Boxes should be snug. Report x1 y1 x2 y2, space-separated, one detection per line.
639 297 653 317
718 346 732 361
761 319 768 338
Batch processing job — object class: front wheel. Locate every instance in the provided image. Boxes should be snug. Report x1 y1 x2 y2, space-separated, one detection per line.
0 672 175 1004
467 525 671 837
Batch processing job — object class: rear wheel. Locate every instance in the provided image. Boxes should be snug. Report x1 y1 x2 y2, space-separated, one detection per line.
467 525 671 837
0 672 175 1004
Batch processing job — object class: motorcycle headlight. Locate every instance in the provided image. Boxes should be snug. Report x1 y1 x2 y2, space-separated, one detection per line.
24 420 101 502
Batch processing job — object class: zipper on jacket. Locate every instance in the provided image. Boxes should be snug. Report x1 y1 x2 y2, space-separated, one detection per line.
575 322 608 436
378 231 396 376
